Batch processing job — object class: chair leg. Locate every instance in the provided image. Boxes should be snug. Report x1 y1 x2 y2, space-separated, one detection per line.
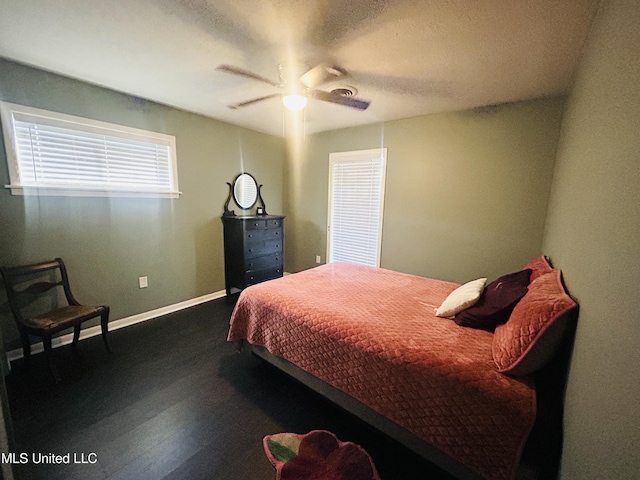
42 335 61 383
72 324 81 350
20 331 31 364
100 308 112 353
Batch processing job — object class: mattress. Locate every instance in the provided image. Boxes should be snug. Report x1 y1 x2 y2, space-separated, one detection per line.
228 263 536 480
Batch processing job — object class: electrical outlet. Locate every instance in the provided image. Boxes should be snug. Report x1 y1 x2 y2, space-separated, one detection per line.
138 276 148 288
315 255 322 264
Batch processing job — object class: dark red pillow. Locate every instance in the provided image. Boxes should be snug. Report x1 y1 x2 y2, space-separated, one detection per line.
454 269 532 331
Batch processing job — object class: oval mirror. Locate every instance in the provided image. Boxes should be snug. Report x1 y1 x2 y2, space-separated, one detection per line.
233 173 258 210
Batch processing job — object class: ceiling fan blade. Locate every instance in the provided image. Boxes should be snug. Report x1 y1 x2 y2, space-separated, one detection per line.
309 90 371 110
228 94 280 109
299 63 346 89
216 65 281 87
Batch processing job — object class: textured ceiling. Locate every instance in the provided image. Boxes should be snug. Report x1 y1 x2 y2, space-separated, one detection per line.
0 0 598 136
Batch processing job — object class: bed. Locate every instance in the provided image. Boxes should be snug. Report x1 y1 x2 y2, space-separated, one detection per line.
227 259 577 480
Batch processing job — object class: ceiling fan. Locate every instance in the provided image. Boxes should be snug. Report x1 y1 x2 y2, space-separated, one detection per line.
216 63 370 111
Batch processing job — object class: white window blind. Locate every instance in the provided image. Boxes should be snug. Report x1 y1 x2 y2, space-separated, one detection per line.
0 101 179 198
327 148 387 267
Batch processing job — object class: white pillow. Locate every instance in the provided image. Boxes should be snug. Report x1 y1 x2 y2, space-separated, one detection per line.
435 277 487 318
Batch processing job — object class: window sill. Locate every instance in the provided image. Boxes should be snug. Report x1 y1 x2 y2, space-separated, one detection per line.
5 184 181 199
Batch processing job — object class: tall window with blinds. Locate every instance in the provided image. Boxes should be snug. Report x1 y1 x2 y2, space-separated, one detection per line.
327 148 387 267
0 101 179 198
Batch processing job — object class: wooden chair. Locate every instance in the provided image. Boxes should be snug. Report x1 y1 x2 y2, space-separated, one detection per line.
1 258 111 382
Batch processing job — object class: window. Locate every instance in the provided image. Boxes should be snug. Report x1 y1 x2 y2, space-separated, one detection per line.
0 101 179 198
327 148 387 267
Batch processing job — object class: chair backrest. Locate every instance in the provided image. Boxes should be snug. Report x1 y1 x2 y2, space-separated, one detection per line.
1 258 79 323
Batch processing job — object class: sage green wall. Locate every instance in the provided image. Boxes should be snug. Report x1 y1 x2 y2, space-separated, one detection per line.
0 58 285 348
285 98 565 283
542 0 640 478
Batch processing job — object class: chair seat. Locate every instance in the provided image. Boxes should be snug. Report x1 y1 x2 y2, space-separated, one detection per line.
23 305 106 331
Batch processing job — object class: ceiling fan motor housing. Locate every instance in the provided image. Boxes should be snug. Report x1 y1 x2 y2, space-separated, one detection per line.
278 63 308 90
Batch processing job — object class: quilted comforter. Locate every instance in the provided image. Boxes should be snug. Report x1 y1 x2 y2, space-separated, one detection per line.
227 263 536 480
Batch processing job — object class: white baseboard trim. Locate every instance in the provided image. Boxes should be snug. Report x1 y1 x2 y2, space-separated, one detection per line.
6 289 227 365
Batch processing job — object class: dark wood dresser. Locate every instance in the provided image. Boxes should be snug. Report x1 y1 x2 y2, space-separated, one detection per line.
222 215 284 296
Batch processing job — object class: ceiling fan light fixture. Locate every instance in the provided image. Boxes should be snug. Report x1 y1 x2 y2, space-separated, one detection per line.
217 63 369 111
282 94 307 111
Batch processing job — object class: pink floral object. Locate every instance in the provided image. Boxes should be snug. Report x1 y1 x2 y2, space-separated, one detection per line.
263 430 381 480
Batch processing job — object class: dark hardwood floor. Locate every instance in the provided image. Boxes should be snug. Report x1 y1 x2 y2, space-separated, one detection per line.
5 298 456 480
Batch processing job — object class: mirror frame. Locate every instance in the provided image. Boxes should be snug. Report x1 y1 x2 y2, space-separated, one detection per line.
224 172 267 216
232 172 258 210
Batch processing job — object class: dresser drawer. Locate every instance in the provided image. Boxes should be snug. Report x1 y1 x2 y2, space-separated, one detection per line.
245 266 283 286
244 227 282 242
245 218 281 230
246 253 282 270
245 238 283 258
245 219 268 230
266 218 282 229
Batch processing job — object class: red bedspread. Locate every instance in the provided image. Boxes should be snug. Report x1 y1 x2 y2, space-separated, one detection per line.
228 263 536 480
